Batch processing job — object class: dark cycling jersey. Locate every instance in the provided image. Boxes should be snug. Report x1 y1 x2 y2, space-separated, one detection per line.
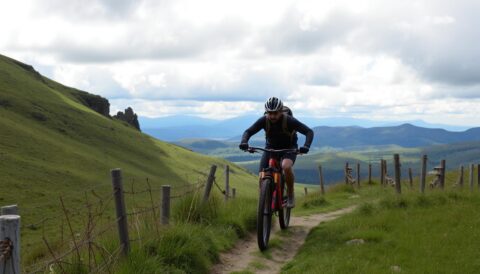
241 115 314 149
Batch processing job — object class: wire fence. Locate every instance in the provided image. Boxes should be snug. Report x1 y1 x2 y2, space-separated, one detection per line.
14 164 231 274
341 155 480 195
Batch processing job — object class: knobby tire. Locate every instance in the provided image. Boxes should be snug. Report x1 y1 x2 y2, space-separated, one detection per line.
257 178 272 251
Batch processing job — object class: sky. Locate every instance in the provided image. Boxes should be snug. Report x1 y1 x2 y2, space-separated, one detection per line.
1 0 480 126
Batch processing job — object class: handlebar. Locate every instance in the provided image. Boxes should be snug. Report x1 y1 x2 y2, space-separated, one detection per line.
244 146 300 154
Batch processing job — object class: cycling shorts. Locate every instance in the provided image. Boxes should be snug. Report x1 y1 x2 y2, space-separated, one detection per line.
258 150 297 172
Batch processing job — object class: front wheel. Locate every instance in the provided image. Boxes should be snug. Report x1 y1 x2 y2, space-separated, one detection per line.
257 178 272 251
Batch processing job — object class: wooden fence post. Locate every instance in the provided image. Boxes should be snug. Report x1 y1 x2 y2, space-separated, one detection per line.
368 164 372 184
383 160 388 186
420 155 427 193
384 160 388 177
344 162 349 184
440 160 446 189
111 168 130 256
408 168 413 188
470 164 474 191
304 187 308 196
478 164 480 189
458 166 464 187
0 215 21 274
380 160 385 186
394 154 402 194
232 188 236 199
203 165 217 202
225 165 230 201
161 185 171 225
356 163 361 187
1 205 18 216
318 165 325 195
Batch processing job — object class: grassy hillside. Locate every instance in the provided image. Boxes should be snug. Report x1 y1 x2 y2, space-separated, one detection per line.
0 54 258 262
283 169 480 274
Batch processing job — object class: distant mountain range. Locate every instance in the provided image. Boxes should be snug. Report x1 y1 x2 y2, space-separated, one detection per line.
172 123 480 151
308 124 480 148
140 115 471 142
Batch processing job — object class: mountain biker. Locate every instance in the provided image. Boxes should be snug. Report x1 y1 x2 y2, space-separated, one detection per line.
239 97 314 208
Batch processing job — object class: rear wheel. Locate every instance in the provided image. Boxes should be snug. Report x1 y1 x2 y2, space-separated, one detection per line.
278 175 291 229
257 178 272 251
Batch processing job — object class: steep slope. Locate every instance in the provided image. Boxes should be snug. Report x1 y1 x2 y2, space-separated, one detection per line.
0 54 258 241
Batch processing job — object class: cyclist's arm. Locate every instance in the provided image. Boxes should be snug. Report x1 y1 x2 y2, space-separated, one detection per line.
241 116 265 144
288 116 314 148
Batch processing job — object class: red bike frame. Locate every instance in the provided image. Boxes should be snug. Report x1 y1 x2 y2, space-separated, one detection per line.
257 153 290 213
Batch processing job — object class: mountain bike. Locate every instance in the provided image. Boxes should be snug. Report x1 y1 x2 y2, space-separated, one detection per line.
244 146 300 251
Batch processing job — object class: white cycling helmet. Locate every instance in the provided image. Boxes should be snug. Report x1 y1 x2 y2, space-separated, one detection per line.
264 97 283 112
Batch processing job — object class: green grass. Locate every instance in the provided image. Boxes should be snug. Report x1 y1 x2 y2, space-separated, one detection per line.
0 54 259 268
113 192 257 273
283 187 480 274
111 179 383 273
294 180 387 216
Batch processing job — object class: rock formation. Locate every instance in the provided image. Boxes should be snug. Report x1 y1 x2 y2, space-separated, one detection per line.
73 91 110 117
114 107 141 131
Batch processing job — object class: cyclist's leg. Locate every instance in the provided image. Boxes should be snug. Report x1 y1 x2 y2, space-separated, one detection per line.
281 152 297 198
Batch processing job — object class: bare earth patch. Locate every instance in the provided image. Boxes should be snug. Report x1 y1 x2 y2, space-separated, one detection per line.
211 206 356 274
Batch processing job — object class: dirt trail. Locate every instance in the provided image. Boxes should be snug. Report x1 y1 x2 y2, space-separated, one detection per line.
211 206 356 274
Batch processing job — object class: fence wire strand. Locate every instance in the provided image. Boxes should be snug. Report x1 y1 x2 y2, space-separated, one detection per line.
26 217 121 274
21 166 231 273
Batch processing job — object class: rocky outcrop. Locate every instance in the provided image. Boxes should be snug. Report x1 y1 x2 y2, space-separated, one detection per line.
114 107 141 131
73 91 110 117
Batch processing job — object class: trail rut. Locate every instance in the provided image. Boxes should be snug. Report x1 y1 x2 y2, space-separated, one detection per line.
211 206 356 274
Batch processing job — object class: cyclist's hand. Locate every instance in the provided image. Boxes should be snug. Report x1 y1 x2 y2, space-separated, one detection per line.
299 146 309 154
239 143 249 151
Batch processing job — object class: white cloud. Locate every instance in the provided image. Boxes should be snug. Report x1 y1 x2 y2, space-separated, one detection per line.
1 0 479 126
110 98 262 119
426 15 456 25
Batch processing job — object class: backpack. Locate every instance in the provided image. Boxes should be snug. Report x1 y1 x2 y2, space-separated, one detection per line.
265 106 296 140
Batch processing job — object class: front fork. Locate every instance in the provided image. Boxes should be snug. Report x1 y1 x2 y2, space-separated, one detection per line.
259 171 283 211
